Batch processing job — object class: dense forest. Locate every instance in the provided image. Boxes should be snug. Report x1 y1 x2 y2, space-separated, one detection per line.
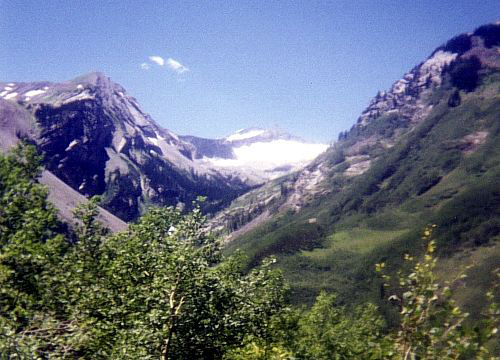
0 144 498 359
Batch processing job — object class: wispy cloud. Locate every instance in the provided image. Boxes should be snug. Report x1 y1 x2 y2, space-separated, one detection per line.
141 55 190 77
149 56 165 66
166 58 189 74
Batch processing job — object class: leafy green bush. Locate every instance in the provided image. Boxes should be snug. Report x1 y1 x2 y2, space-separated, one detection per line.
376 226 499 359
449 56 482 92
0 144 288 359
473 23 500 48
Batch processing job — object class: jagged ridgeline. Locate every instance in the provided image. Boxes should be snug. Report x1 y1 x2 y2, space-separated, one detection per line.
218 23 500 310
0 73 255 221
0 74 327 223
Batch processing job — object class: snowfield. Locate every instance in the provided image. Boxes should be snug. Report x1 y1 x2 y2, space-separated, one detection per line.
24 89 46 97
205 139 328 176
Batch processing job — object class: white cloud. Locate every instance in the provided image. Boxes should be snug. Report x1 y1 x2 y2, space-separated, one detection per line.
166 58 189 74
149 56 165 66
140 63 150 70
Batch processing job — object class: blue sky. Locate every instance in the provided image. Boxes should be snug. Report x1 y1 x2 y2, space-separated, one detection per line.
1 1 498 143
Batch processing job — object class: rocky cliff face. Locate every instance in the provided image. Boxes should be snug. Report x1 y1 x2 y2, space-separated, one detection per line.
0 73 252 221
0 97 127 231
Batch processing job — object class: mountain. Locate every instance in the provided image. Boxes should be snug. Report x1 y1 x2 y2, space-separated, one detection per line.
181 127 328 182
216 23 500 313
0 97 127 232
0 73 325 224
0 73 255 221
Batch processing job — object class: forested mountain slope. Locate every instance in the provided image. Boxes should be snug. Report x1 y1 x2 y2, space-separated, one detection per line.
220 23 500 310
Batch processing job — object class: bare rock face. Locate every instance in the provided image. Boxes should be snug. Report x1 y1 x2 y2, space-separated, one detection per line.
0 73 253 221
0 98 38 151
36 98 114 196
0 97 126 232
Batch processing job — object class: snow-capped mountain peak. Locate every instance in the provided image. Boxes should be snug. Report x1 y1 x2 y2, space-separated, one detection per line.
225 128 266 142
183 127 328 181
223 127 301 145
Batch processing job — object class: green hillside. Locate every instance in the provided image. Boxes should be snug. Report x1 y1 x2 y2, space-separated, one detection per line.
226 39 500 314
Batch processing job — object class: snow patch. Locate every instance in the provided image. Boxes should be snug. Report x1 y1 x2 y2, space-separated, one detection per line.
4 92 18 100
0 91 9 97
4 86 13 91
76 84 84 90
62 92 93 104
226 129 265 142
147 136 159 146
24 89 46 97
167 131 179 141
7 83 14 86
65 140 79 151
117 137 127 153
43 86 49 90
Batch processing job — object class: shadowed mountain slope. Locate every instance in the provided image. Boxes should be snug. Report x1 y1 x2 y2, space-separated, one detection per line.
0 73 255 221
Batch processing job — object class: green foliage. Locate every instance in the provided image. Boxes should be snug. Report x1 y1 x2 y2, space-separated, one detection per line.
0 143 68 357
432 171 500 250
229 225 500 359
0 146 288 358
229 227 499 360
376 226 499 359
43 202 286 359
1 143 498 359
0 143 60 246
224 342 293 360
291 292 388 359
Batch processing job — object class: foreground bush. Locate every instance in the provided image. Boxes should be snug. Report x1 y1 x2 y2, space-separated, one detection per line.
0 144 287 359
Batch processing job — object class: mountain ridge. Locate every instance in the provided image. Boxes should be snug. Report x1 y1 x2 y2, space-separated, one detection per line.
0 73 254 221
0 74 326 224
182 127 328 182
213 23 500 312
213 22 500 240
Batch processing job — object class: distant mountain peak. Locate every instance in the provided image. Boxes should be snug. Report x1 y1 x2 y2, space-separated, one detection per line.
224 127 303 144
71 71 111 86
181 127 328 182
225 128 267 142
0 73 255 221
